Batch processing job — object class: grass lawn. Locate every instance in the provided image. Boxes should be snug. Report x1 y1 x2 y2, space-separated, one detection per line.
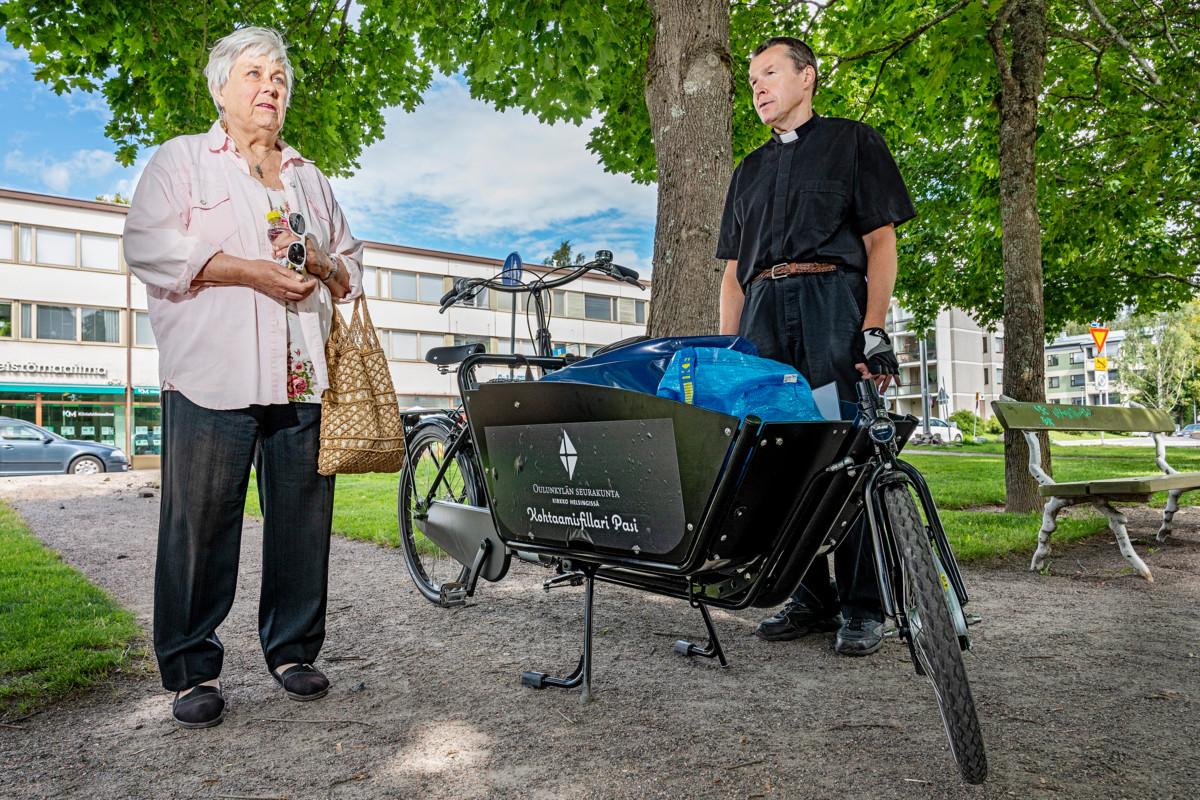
240 439 1188 564
0 503 141 717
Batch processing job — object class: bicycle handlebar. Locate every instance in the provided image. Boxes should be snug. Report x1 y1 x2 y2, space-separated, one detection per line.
437 251 643 314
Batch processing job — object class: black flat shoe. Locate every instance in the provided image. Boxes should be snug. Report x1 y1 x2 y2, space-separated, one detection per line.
834 617 885 656
755 602 843 642
172 685 226 729
272 663 330 702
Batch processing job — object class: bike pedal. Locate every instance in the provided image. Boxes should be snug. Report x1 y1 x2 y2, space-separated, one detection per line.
520 671 548 690
438 582 468 607
965 614 983 627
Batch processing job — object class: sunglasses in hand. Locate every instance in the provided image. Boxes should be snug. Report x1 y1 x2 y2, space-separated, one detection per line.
268 211 308 273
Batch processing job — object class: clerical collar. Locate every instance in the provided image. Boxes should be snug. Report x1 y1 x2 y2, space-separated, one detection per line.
771 114 819 144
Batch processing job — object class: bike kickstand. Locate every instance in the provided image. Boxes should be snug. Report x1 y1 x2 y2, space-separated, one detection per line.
673 602 729 668
521 566 597 703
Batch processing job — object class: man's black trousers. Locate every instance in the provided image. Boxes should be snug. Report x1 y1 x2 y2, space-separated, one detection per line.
153 390 335 692
738 270 883 621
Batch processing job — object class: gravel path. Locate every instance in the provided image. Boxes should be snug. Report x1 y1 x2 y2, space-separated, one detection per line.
1 471 1197 799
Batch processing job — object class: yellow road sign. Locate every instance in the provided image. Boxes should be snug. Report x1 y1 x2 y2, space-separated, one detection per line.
1095 356 1108 371
1090 326 1109 352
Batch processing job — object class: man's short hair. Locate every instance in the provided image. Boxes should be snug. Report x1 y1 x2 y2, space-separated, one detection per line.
751 36 819 94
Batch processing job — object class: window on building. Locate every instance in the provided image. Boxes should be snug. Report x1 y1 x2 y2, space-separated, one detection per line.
1070 374 1085 387
1071 397 1084 406
362 265 378 298
36 305 76 340
0 222 12 261
983 368 989 385
452 277 487 308
134 311 155 346
36 228 76 267
635 300 646 325
20 303 32 337
1048 376 1060 388
81 308 120 343
80 234 120 271
381 330 443 361
0 302 11 337
1070 351 1083 364
1086 346 1095 357
1047 354 1059 367
1110 393 1122 404
453 333 491 350
994 336 1003 353
995 368 1004 386
389 271 416 301
981 335 987 354
584 294 613 321
420 274 444 303
18 226 32 262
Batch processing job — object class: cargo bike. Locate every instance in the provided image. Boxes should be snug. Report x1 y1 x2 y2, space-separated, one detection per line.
397 253 987 784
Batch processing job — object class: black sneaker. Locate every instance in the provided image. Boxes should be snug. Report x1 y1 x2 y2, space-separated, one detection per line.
172 685 226 729
272 663 330 702
755 602 843 641
834 617 884 656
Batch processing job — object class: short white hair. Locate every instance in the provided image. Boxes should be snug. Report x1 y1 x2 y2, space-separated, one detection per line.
205 27 294 115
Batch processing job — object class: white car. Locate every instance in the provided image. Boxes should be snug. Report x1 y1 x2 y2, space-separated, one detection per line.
927 417 964 444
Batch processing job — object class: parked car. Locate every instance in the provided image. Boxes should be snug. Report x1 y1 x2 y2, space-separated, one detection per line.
1181 423 1200 439
0 417 130 476
928 417 964 444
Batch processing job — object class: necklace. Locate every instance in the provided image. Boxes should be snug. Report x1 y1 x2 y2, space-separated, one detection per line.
221 119 274 180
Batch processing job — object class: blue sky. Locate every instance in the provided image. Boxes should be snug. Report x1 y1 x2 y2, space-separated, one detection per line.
0 41 658 271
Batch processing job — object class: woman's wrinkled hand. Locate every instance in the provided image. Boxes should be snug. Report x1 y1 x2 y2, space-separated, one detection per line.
245 258 318 302
270 230 322 275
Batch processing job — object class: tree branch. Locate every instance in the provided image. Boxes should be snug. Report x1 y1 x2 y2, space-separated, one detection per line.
987 0 1017 92
1084 0 1161 85
833 0 971 67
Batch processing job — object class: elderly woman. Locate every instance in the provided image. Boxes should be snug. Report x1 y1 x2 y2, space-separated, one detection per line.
124 27 363 729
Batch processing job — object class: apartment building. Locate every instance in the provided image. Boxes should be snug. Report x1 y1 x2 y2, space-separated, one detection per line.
886 303 1129 419
0 187 649 465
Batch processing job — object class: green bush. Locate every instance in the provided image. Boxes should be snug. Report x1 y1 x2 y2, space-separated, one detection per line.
983 416 1004 435
949 409 983 436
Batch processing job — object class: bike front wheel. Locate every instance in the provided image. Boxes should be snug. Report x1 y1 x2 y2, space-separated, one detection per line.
398 421 481 604
884 484 988 785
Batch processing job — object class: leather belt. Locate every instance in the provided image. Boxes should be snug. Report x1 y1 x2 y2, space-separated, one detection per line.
750 262 838 285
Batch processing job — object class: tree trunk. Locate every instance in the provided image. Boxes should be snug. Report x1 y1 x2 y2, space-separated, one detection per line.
990 0 1049 513
643 0 733 336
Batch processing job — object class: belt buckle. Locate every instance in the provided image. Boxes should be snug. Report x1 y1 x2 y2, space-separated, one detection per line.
769 262 789 280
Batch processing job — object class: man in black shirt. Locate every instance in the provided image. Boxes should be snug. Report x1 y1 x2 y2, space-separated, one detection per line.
716 37 916 656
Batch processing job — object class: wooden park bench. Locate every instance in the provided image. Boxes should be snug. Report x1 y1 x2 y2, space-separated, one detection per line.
991 400 1200 581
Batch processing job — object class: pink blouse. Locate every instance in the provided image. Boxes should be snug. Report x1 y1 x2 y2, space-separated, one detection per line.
123 121 363 410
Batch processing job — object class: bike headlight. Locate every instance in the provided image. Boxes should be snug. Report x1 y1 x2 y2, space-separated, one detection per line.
868 418 895 444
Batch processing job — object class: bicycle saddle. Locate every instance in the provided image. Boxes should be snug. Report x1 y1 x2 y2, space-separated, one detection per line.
425 343 485 366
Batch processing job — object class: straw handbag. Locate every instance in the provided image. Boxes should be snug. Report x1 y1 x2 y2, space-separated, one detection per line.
317 297 406 475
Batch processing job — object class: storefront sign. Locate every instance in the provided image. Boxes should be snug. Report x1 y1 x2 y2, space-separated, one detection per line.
63 409 116 419
0 361 107 377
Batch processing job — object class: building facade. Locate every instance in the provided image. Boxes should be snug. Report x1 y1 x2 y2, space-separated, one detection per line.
0 188 649 465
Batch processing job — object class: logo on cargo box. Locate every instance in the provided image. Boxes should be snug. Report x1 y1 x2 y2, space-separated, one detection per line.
559 430 578 479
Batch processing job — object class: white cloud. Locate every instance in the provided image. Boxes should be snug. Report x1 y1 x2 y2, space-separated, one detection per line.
328 76 657 269
3 148 124 194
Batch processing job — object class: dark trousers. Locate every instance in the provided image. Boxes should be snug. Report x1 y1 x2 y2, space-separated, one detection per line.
738 270 883 621
153 390 335 692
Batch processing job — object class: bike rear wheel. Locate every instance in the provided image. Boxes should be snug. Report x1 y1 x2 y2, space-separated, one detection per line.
884 484 987 785
399 421 481 604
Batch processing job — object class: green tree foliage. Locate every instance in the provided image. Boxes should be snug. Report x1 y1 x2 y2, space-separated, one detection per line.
1117 302 1200 415
0 1 432 174
799 1 1199 335
542 240 586 267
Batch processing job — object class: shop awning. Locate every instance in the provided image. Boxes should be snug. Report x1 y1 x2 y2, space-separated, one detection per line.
134 386 161 397
0 382 127 395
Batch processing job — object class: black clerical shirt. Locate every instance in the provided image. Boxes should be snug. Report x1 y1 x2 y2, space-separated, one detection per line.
716 114 916 288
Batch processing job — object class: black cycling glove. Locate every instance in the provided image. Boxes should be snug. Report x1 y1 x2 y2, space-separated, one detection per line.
855 327 900 378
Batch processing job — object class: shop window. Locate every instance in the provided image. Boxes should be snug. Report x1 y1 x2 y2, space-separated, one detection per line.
584 294 613 321
0 222 12 261
36 228 76 267
81 234 120 271
0 301 11 337
81 308 120 343
36 305 76 340
135 312 155 346
133 405 163 455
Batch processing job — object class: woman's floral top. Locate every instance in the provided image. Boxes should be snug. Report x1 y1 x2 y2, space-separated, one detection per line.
267 191 318 403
